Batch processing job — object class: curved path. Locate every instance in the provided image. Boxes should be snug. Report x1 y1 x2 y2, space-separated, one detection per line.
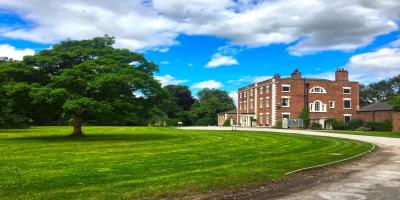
179 127 400 200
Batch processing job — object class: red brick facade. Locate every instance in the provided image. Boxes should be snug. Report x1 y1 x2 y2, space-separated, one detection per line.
237 69 359 128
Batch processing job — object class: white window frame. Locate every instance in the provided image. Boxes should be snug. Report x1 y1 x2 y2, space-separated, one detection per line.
281 96 290 107
260 87 263 94
282 84 290 92
343 114 352 122
309 86 327 94
250 99 253 109
309 100 327 112
259 98 263 108
266 113 270 125
266 86 270 93
343 98 351 109
266 97 270 107
343 87 351 94
259 113 264 126
329 101 335 108
282 112 290 119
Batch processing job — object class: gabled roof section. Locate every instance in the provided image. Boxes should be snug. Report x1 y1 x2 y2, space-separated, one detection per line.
359 102 394 112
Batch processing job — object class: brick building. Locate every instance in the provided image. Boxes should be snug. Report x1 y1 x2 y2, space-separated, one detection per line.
217 110 237 126
355 102 400 131
237 69 359 128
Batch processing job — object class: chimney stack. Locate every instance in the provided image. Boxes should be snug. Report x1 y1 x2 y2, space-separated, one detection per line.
335 68 348 81
291 69 301 79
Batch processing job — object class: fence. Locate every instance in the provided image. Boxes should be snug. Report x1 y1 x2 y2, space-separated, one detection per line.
282 118 304 128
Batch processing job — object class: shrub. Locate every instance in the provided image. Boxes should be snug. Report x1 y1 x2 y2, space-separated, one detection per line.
195 117 215 126
347 119 364 130
327 118 346 130
0 114 31 128
366 120 392 131
273 121 283 129
223 119 231 126
310 122 322 130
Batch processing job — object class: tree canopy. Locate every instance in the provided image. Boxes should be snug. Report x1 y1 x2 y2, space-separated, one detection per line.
190 89 235 126
360 75 400 106
0 36 165 136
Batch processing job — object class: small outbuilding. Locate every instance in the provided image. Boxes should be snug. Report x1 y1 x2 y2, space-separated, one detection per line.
217 110 237 126
355 102 400 131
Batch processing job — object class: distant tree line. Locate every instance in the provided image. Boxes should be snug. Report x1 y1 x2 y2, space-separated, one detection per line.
0 36 235 135
360 75 400 106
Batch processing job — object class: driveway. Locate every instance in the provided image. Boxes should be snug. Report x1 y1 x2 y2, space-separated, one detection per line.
179 127 400 200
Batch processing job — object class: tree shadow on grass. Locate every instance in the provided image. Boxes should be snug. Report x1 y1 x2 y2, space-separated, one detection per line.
3 133 179 143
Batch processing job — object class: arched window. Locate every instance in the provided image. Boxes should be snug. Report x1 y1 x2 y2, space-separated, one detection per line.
309 86 327 93
309 100 327 112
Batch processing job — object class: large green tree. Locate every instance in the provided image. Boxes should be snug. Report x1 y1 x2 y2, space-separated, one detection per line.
0 36 165 136
190 88 235 126
360 75 400 105
151 85 195 126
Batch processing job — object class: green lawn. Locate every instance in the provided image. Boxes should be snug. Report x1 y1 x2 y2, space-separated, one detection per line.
324 130 400 138
0 126 373 199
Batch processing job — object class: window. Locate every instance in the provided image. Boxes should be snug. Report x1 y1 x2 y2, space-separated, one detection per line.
239 102 242 110
344 115 351 123
266 113 270 125
260 87 263 94
260 98 263 108
250 89 253 96
309 86 327 93
344 99 351 109
282 85 290 92
266 86 270 93
266 97 270 107
282 113 290 119
343 87 351 94
250 100 253 109
309 100 327 112
329 101 335 108
244 92 246 98
244 101 247 109
259 113 263 126
282 97 290 107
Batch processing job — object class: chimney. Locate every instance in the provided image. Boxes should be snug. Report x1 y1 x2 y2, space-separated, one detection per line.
335 68 349 81
273 73 281 80
291 69 301 79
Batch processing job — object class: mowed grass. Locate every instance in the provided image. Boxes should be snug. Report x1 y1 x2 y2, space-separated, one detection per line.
0 126 373 199
324 130 400 138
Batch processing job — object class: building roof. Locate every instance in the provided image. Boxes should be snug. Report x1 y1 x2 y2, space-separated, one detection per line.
359 102 394 112
218 109 237 114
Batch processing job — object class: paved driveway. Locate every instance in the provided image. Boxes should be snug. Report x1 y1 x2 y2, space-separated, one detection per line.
179 127 400 200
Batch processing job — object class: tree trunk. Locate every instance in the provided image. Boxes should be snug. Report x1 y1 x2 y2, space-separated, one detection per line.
71 113 84 137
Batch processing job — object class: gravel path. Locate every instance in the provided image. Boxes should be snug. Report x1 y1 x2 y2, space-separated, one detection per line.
179 127 400 200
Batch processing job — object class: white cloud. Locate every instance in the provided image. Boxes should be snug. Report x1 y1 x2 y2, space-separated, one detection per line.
390 39 400 47
229 91 238 106
154 74 187 86
0 44 35 60
345 48 400 82
192 80 223 89
205 54 238 68
160 60 170 65
228 75 272 85
1 1 399 54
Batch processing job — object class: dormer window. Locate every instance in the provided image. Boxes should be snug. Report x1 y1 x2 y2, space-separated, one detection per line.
309 86 327 93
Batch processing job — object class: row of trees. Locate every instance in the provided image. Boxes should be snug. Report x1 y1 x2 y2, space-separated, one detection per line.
0 36 235 136
360 75 400 106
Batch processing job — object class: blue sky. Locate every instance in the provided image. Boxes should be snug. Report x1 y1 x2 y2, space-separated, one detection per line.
0 1 399 99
